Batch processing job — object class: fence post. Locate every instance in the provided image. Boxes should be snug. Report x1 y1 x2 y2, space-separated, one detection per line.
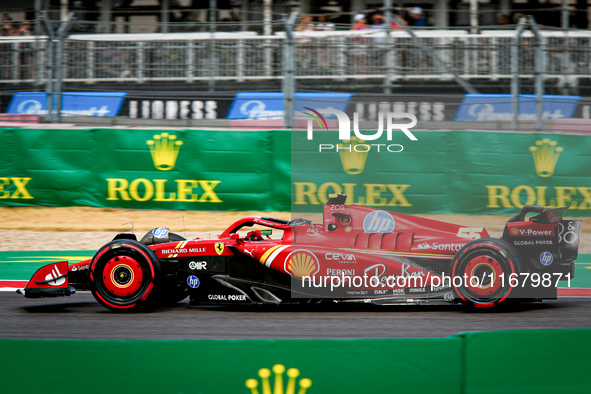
87 41 95 82
384 0 393 94
512 16 545 131
264 0 272 77
137 41 144 83
392 14 478 94
41 13 54 123
283 11 298 129
511 19 525 130
529 16 545 131
187 41 194 83
54 14 75 123
237 39 244 82
40 11 75 124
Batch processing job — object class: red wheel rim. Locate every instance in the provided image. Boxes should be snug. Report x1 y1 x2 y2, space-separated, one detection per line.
102 255 144 297
463 255 503 296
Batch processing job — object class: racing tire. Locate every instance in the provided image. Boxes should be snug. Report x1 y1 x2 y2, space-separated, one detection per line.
451 238 520 308
89 240 160 312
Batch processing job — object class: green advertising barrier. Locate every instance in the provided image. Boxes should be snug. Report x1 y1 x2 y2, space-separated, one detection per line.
2 338 463 393
463 329 591 394
292 129 591 216
1 329 590 394
0 128 291 211
1 128 590 215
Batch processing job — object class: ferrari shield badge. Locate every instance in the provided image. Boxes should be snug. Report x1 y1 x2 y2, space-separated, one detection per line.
214 242 224 255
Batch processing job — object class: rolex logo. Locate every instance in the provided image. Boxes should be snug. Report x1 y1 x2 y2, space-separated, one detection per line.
529 139 563 178
337 136 368 175
147 133 183 171
245 364 312 394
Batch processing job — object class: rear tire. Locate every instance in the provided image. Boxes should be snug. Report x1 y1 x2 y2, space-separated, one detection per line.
451 238 519 308
89 240 160 312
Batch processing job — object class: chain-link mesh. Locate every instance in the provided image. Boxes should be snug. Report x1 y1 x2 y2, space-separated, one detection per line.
2 30 591 88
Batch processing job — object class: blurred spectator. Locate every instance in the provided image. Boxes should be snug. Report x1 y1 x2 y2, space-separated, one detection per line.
1 15 17 36
391 11 408 30
351 13 369 76
99 42 131 78
17 21 35 80
18 20 32 36
315 15 335 72
409 7 427 27
296 14 315 70
315 15 334 31
352 13 368 30
499 14 511 26
370 13 386 69
408 8 428 72
371 13 386 44
295 14 315 32
0 15 17 80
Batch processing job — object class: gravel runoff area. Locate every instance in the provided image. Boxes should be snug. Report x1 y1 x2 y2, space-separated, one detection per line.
1 206 590 253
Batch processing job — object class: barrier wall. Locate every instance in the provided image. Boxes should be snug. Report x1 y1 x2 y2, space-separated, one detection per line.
293 129 591 216
1 128 590 215
0 128 291 211
1 329 589 394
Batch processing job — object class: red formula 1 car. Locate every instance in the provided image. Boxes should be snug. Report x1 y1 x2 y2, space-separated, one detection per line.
19 194 581 311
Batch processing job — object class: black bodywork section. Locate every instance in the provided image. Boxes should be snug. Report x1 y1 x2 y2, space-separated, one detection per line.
158 246 293 306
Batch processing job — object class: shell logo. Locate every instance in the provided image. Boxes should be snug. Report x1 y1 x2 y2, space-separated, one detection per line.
285 250 319 278
510 228 519 236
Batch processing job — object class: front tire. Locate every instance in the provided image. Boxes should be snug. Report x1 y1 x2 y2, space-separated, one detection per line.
89 240 160 312
451 238 519 308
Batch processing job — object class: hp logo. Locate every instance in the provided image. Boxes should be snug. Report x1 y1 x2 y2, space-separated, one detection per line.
187 275 200 288
540 252 553 266
363 211 395 233
152 228 169 238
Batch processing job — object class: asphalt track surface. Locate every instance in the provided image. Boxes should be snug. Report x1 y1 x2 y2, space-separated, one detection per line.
1 293 591 339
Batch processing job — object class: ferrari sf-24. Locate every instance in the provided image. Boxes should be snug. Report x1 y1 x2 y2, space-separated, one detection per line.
18 194 581 311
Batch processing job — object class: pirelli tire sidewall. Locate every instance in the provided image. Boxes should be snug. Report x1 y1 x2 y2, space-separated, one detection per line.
89 240 161 312
451 238 525 306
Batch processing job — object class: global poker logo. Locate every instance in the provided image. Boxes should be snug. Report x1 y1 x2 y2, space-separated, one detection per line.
303 108 417 175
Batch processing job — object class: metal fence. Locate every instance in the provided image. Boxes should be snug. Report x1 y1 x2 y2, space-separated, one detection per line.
2 29 591 85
